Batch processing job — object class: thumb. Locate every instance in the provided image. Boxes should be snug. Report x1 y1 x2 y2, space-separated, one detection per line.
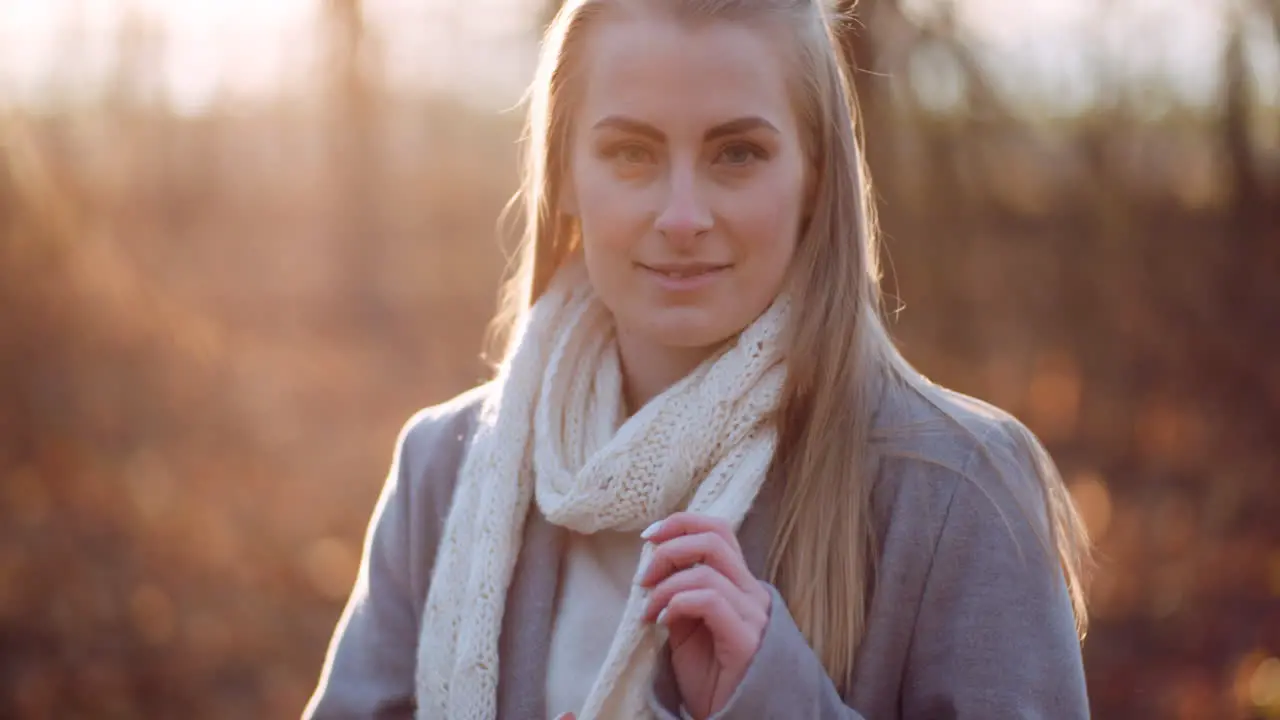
555 715 576 720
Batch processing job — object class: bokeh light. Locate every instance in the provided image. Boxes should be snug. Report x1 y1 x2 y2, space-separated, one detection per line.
1 0 1276 717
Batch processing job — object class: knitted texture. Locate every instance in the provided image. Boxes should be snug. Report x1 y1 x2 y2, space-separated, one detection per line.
415 261 788 719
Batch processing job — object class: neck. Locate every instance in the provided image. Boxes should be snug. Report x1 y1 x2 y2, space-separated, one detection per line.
616 330 718 415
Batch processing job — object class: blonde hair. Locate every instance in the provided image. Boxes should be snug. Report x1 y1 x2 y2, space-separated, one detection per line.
491 0 1091 693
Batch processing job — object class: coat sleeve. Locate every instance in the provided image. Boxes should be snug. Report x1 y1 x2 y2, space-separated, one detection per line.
899 466 1089 718
649 434 1088 719
646 581 871 719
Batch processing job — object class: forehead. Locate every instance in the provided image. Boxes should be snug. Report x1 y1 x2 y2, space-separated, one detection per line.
575 15 798 134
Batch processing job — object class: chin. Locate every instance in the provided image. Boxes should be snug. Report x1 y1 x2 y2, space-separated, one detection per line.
636 306 739 350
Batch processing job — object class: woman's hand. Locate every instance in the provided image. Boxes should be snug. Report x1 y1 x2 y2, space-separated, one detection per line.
639 512 771 720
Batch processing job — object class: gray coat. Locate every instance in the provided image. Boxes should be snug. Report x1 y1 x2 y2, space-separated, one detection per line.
303 381 1089 719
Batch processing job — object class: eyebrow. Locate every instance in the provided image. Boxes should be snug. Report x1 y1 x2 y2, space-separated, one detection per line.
591 115 779 142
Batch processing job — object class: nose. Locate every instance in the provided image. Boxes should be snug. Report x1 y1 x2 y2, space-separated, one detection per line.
654 168 712 244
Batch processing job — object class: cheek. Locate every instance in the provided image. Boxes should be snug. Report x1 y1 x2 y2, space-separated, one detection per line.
573 170 646 255
575 178 638 305
724 171 805 267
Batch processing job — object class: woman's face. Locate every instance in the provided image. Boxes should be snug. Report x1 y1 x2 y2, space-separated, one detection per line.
566 14 808 354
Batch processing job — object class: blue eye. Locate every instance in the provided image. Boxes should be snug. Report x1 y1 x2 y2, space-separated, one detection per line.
716 142 764 166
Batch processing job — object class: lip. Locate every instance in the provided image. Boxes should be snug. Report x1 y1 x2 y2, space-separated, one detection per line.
637 261 731 292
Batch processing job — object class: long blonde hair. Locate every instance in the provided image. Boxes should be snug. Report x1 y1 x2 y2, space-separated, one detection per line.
491 0 1091 693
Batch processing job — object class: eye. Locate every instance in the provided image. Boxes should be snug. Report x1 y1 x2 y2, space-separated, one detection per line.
714 141 767 167
605 142 655 165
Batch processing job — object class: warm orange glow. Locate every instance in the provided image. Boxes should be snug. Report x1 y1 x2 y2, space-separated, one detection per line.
1250 658 1280 712
1027 351 1081 441
1269 552 1280 598
1068 471 1112 541
130 584 177 646
305 537 359 602
1 0 1263 113
1135 400 1207 467
1 1 1273 718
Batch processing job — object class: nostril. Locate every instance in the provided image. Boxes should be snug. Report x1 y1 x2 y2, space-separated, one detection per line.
655 210 714 238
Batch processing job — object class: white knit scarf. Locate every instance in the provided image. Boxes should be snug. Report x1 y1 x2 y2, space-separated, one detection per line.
415 262 788 719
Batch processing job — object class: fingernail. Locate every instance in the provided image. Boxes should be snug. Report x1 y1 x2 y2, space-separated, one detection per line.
657 607 669 625
641 520 663 540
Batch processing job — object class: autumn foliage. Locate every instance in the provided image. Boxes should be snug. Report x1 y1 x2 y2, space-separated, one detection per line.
1 1 1277 717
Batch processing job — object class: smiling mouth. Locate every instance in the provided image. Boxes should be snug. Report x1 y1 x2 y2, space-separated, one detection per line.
638 263 732 279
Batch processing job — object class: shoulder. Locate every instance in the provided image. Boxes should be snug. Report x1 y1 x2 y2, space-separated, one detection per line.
399 382 491 461
374 383 493 601
393 382 492 505
861 378 1079 644
869 376 1056 549
872 375 1033 474
864 382 1089 716
872 374 1049 493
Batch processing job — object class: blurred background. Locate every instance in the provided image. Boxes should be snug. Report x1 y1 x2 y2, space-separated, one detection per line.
1 0 1277 717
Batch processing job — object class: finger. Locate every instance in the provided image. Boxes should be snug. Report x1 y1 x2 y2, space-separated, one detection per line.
658 588 759 658
642 563 764 627
638 531 756 593
554 714 575 720
642 512 742 555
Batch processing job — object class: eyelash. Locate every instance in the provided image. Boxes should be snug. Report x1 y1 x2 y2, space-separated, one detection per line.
600 141 769 166
716 142 768 165
603 143 654 164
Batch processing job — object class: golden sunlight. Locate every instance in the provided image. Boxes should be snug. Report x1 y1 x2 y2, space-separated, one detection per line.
1 0 1257 115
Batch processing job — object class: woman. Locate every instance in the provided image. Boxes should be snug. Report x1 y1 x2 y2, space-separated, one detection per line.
304 0 1092 717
